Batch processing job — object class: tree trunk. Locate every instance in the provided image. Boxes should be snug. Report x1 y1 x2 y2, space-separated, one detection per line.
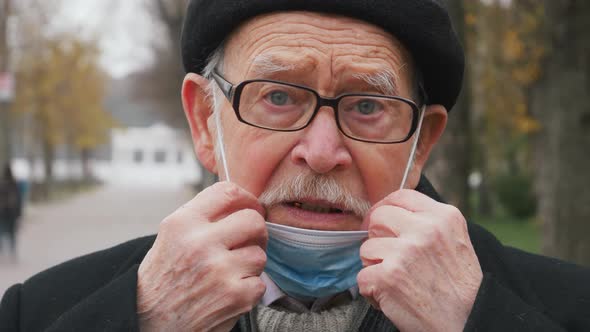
532 1 590 266
425 0 472 218
41 138 54 200
477 153 493 217
81 148 91 182
0 0 12 166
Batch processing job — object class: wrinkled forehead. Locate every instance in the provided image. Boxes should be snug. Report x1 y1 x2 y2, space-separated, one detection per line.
222 11 415 83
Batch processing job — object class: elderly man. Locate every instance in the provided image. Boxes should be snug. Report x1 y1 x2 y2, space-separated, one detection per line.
2 1 589 331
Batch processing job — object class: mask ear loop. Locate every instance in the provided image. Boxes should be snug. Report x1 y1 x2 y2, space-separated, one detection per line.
399 105 427 190
215 108 232 182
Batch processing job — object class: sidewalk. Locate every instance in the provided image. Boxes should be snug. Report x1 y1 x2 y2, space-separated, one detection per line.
0 184 194 296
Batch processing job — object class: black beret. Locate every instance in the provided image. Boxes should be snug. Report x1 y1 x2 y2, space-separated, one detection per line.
181 0 464 111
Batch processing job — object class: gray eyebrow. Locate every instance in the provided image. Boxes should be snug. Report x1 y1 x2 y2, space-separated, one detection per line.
251 54 297 76
251 54 402 96
352 69 401 96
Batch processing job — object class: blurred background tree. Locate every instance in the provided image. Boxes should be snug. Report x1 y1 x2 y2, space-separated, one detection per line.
0 0 13 166
470 0 543 220
8 0 114 197
133 0 186 127
426 0 473 219
428 0 543 219
531 0 590 266
427 0 589 266
134 0 217 190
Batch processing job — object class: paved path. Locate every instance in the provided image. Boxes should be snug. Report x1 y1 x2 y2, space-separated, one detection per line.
0 185 194 297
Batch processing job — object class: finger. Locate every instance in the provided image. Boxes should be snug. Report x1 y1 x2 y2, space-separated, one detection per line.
238 276 267 305
227 245 267 278
378 189 440 213
357 263 382 310
223 276 266 317
205 276 265 331
377 190 469 241
360 237 397 267
364 190 439 228
366 205 417 238
185 182 266 222
215 208 268 249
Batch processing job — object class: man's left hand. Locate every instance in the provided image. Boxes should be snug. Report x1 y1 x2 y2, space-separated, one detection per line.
358 189 483 332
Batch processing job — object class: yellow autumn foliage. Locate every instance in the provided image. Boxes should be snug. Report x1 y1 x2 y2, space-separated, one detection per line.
11 34 116 152
467 1 545 157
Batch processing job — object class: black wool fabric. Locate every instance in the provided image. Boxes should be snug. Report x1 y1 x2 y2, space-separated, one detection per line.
180 0 465 111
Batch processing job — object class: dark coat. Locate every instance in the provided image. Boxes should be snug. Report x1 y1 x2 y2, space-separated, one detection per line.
0 179 21 232
1 177 589 332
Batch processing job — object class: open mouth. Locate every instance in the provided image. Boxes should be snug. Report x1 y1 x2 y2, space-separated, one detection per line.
285 201 346 214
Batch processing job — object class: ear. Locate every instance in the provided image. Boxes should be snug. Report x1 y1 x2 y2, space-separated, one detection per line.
182 73 218 174
413 104 448 171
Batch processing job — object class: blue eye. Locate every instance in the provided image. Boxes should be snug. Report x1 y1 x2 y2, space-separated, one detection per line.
356 100 378 115
268 91 290 106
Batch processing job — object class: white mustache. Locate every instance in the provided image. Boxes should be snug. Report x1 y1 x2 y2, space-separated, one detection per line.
258 173 371 218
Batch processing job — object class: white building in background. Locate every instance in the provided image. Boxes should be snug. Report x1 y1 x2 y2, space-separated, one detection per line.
10 74 204 188
11 123 201 188
93 123 201 187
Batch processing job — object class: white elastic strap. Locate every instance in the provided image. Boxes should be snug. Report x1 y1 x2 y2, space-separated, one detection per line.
215 109 232 182
399 105 427 190
266 222 367 248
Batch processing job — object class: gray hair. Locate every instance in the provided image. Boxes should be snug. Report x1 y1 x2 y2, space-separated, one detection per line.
202 43 227 113
259 171 372 218
200 43 228 166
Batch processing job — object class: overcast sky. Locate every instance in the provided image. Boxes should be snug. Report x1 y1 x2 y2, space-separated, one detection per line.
55 0 161 78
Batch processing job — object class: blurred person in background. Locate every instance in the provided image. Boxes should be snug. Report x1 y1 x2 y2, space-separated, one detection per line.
1 0 590 331
0 164 21 262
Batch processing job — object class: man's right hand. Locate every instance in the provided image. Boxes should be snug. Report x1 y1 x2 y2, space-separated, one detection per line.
137 182 268 332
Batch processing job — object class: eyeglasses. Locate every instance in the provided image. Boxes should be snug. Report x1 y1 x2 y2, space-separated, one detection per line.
211 71 422 144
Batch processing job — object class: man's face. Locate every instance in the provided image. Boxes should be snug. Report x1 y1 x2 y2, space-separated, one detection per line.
184 12 447 231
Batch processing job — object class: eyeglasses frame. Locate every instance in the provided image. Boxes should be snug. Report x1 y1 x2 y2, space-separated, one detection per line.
211 70 422 144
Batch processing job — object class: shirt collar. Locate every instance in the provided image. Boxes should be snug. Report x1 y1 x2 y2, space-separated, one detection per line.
260 272 360 309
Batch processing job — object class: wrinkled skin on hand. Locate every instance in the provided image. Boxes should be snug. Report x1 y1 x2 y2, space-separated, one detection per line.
137 182 268 332
358 190 483 332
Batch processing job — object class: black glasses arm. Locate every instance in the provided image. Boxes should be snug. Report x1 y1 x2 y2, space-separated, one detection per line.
211 71 235 100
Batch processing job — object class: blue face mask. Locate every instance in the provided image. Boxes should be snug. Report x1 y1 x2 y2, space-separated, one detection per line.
264 222 368 299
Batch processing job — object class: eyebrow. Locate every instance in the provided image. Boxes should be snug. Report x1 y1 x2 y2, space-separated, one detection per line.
352 69 401 96
250 54 402 96
250 54 299 76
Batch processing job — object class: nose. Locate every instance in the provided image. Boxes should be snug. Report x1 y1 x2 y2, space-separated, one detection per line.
290 107 353 174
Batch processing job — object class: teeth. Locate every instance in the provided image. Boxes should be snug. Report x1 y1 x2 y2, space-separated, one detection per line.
292 202 341 213
301 203 332 213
